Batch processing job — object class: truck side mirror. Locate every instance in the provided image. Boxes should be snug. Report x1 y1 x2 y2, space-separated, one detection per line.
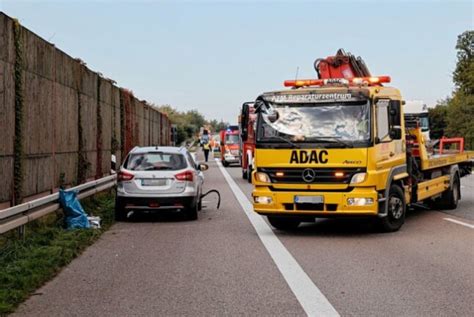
390 127 402 140
389 100 401 126
265 111 279 123
241 104 249 141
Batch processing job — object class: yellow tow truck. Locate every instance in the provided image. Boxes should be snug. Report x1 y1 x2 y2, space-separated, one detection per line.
251 74 473 232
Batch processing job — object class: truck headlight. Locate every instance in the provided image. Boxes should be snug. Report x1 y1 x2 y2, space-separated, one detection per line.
255 172 271 183
350 172 367 184
347 197 374 206
254 196 272 204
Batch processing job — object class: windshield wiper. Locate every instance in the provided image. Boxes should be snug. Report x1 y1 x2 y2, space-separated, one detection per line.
267 135 300 148
307 137 354 148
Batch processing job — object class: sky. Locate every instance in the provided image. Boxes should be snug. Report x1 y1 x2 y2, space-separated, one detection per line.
1 0 473 123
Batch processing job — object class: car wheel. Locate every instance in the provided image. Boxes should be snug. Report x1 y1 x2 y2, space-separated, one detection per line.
379 184 406 232
223 160 229 167
440 174 460 210
185 201 198 221
267 216 300 231
115 197 127 221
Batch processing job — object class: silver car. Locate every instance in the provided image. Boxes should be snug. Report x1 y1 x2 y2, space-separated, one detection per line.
115 146 208 221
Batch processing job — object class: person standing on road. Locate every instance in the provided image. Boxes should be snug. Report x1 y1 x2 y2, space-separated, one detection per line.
203 141 210 162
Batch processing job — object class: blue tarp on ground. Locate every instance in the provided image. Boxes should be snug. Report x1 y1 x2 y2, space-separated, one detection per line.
59 189 90 229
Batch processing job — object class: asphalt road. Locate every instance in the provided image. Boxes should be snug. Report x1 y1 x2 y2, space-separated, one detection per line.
14 153 474 316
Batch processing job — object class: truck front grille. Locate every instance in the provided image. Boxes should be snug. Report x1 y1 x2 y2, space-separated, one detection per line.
260 167 365 184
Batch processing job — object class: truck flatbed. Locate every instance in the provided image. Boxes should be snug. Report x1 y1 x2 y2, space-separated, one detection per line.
422 151 474 170
410 128 474 171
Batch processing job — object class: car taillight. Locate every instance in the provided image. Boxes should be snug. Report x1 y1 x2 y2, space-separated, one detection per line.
118 171 134 181
175 171 193 182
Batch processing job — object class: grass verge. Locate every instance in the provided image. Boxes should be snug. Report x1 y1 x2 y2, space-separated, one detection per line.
0 191 115 315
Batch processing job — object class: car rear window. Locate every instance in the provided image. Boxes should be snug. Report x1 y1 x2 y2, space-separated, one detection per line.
125 152 187 171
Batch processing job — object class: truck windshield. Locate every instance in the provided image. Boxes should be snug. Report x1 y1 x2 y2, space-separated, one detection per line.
257 101 370 147
225 134 240 145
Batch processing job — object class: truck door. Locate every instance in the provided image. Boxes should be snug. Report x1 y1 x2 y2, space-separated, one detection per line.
374 99 405 171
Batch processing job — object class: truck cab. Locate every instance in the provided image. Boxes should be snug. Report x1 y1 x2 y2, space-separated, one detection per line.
219 126 240 167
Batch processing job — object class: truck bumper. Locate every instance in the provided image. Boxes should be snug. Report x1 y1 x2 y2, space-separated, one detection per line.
252 187 379 216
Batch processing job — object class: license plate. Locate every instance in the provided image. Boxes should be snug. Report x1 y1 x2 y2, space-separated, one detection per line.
294 195 324 204
141 179 167 186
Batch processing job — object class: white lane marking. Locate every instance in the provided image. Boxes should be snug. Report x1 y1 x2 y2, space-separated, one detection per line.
444 218 474 229
216 159 339 317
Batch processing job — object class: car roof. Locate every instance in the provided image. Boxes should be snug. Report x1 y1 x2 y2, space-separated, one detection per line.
129 146 187 155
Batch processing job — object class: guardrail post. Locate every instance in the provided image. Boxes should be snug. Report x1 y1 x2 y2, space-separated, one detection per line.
18 224 25 240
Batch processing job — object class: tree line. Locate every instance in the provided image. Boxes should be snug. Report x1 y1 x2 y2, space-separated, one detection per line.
429 30 474 149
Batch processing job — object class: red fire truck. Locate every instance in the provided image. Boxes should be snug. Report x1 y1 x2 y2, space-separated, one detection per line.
239 102 256 182
219 125 240 167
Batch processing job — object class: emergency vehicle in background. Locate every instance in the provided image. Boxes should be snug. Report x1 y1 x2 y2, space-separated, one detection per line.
219 125 240 167
251 49 473 232
239 102 256 182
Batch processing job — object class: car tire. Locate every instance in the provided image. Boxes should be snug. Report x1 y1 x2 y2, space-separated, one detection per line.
115 197 127 221
439 174 460 210
185 201 198 221
379 184 406 232
223 161 229 167
267 216 300 231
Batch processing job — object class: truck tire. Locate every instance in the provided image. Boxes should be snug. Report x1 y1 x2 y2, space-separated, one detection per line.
440 174 460 210
379 184 406 232
267 216 300 231
185 202 198 221
115 197 127 221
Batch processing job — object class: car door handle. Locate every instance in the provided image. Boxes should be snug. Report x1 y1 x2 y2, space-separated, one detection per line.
389 152 395 157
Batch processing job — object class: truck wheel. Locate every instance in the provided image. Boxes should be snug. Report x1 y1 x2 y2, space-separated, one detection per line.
267 216 300 231
379 184 406 232
440 174 460 210
247 165 252 184
115 197 127 221
185 202 198 221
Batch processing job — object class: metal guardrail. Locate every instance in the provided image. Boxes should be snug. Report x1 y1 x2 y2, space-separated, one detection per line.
0 174 117 235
